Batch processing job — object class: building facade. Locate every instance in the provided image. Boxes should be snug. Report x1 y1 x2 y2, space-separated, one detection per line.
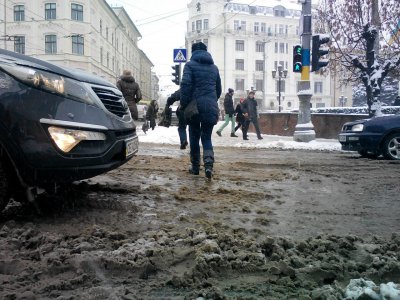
0 0 157 101
185 0 334 111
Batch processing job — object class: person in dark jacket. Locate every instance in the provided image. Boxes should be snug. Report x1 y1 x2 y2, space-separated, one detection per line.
216 88 237 137
145 100 159 130
242 91 263 140
166 89 188 149
116 70 142 120
180 42 222 179
234 97 246 134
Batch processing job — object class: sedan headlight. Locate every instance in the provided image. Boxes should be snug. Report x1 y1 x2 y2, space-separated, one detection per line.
0 64 97 105
48 126 106 153
351 124 364 132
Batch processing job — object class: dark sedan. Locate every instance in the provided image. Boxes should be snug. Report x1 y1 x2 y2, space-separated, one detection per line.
0 49 138 211
338 114 400 159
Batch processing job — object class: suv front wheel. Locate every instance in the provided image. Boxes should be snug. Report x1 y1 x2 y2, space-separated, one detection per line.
0 159 12 212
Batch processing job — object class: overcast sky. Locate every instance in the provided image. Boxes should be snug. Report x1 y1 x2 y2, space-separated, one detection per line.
106 0 190 89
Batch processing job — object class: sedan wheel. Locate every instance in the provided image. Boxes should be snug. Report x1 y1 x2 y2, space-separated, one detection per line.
383 133 400 160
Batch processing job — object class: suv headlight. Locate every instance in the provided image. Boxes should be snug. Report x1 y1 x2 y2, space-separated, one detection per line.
351 124 364 132
0 64 97 105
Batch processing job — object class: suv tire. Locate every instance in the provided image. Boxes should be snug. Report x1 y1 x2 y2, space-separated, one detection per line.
0 159 12 212
383 133 400 160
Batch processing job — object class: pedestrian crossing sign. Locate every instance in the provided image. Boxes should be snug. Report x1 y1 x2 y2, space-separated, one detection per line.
173 48 187 63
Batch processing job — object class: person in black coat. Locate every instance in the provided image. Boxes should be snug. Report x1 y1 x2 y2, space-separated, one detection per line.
166 89 188 149
145 100 159 130
216 88 237 137
234 97 246 135
242 91 263 140
180 42 222 179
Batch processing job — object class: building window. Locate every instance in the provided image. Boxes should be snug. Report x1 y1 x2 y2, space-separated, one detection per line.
14 5 24 22
192 22 195 32
107 52 109 68
256 79 264 92
255 60 264 71
203 19 209 30
14 36 25 54
235 59 244 70
240 21 246 31
274 61 285 70
106 27 109 40
279 43 285 53
71 3 83 21
235 79 245 91
254 22 259 32
100 20 103 35
256 41 264 52
235 40 244 51
234 20 240 30
261 22 266 33
279 24 284 35
100 47 103 64
45 3 56 20
72 35 84 55
45 35 57 54
314 82 323 94
276 80 286 93
274 42 278 53
196 20 202 31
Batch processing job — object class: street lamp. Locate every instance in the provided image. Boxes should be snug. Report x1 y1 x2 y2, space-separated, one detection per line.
272 65 288 112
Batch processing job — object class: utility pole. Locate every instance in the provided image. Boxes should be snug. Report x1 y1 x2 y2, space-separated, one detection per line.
293 0 315 142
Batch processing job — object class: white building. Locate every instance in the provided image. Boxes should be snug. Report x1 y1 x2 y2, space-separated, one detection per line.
185 0 333 111
0 0 156 101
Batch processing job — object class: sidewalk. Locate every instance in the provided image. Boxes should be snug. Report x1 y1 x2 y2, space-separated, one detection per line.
137 121 342 152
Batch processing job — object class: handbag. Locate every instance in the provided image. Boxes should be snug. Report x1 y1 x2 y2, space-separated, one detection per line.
183 99 199 123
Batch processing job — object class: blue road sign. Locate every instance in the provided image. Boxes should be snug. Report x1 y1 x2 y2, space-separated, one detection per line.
173 48 187 63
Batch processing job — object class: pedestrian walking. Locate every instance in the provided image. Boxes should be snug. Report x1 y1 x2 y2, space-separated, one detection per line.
216 88 237 137
234 97 246 134
242 91 263 140
145 100 159 130
116 70 142 120
166 89 189 150
180 42 222 179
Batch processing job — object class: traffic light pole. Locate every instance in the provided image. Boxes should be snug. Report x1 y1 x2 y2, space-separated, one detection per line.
293 0 315 142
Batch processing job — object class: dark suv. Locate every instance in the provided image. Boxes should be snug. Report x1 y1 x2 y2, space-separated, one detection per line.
0 49 138 211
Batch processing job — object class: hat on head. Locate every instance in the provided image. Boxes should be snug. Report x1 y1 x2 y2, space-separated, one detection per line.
248 91 255 95
191 42 207 52
123 70 132 76
228 88 234 93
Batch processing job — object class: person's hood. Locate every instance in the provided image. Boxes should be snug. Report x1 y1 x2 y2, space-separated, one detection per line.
120 75 135 83
0 48 115 88
191 50 214 65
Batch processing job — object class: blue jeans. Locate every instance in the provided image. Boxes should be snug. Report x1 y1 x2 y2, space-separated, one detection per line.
189 121 214 168
178 123 187 144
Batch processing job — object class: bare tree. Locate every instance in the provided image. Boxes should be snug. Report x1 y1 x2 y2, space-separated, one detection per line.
317 0 400 115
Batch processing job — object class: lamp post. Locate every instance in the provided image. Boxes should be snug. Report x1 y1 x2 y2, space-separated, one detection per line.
272 65 288 112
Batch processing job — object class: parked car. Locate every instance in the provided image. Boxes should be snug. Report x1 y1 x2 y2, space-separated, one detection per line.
338 115 400 160
0 49 138 211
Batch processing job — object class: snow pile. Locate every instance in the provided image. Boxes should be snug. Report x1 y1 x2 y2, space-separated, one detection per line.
344 279 400 300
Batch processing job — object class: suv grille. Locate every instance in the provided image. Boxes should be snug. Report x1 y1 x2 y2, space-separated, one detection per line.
92 86 128 117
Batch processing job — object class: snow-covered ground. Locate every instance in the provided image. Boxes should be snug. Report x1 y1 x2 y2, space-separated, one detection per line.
138 121 342 152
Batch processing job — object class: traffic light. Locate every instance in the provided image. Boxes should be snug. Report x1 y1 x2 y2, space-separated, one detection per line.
311 34 330 72
171 64 180 85
293 45 302 73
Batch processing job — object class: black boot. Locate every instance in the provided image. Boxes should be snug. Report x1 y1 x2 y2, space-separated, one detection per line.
230 133 238 137
189 151 200 175
203 149 214 179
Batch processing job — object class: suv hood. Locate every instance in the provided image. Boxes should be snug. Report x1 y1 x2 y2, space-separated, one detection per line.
0 48 115 88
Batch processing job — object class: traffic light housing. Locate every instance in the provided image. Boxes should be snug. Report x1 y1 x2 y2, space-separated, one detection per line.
171 64 180 85
293 45 302 73
311 35 330 72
